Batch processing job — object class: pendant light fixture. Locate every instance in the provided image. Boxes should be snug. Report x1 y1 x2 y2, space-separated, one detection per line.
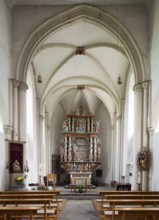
117 75 122 85
36 6 42 84
37 74 42 83
117 6 122 85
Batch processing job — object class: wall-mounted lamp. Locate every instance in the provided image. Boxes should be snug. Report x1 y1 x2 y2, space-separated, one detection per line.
117 75 122 85
37 74 42 83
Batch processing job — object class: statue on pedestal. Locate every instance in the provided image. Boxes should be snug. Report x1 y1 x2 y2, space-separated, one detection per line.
12 160 21 172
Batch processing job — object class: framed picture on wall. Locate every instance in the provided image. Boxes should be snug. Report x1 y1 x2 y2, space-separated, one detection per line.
9 141 24 173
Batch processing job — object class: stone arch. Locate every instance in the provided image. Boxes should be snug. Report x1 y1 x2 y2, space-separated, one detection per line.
16 4 146 84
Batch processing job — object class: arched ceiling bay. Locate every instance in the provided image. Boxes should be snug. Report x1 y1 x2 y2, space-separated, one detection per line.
31 19 129 118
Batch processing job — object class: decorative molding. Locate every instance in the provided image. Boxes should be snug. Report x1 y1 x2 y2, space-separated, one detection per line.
142 80 150 90
3 125 13 136
19 82 28 92
11 79 19 88
39 114 44 120
133 83 143 92
77 85 85 90
147 127 154 136
75 47 85 55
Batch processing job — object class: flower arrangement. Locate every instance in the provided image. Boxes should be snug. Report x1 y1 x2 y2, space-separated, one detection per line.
77 184 84 193
77 184 84 189
15 176 24 186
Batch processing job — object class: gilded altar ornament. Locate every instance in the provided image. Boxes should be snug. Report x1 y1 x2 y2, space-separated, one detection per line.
137 147 152 171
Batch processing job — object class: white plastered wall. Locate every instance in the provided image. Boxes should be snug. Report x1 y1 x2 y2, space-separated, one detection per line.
0 0 12 190
149 0 159 190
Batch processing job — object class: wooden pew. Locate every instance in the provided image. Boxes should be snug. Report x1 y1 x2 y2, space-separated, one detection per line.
104 198 159 209
105 194 159 199
113 207 159 220
0 198 54 220
102 194 159 207
0 190 62 196
98 190 159 208
0 190 62 207
0 206 41 220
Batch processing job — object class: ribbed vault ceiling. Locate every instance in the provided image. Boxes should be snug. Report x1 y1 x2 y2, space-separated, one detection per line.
18 1 147 120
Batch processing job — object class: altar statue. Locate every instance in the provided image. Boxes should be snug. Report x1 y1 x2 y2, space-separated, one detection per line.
13 160 21 172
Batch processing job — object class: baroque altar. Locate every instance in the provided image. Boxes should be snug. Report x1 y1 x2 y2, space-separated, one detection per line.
60 105 102 183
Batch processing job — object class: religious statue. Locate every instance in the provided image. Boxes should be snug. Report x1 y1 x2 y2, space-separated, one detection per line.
79 104 84 116
13 160 21 172
63 119 68 132
137 147 152 171
96 120 100 133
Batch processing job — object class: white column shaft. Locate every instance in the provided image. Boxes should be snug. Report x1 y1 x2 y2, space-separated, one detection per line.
132 83 143 190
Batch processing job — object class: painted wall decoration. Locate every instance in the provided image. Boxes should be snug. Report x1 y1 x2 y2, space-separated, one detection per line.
73 138 89 161
9 141 23 173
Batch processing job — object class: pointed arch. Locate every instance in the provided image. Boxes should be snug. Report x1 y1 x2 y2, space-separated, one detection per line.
16 4 145 85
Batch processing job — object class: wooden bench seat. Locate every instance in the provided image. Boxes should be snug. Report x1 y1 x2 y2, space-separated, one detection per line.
0 206 41 220
113 207 159 220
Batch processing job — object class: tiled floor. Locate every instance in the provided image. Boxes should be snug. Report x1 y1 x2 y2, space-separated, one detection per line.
58 199 99 220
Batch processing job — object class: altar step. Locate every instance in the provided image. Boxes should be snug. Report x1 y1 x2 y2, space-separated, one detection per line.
59 191 100 200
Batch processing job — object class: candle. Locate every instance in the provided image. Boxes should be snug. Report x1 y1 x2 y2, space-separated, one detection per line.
39 163 42 176
137 172 141 184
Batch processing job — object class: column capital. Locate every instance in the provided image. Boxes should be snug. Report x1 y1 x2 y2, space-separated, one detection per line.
142 80 151 90
133 83 142 92
3 125 13 135
11 79 19 88
19 82 28 92
147 127 154 135
39 114 44 120
117 115 122 120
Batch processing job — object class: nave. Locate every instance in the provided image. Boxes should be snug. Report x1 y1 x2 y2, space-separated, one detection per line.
58 200 99 220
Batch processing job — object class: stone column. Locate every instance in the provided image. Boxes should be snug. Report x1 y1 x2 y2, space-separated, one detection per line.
111 125 115 181
72 117 75 132
132 83 143 190
142 81 150 191
68 136 72 161
18 82 28 142
64 136 68 161
87 117 90 132
90 137 93 161
39 114 44 181
36 98 41 182
112 112 117 181
147 127 154 190
116 115 122 182
94 137 97 161
120 99 125 180
11 79 19 141
45 112 50 173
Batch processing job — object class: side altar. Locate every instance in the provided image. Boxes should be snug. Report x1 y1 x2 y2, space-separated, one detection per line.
60 104 102 187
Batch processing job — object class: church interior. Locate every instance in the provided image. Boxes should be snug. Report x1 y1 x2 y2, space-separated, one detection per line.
0 0 159 219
